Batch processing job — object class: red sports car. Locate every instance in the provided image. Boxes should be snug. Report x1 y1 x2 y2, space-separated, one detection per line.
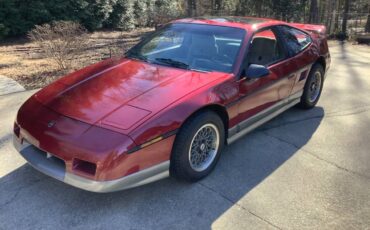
13 17 330 192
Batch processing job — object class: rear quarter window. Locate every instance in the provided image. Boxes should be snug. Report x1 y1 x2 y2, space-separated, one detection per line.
279 26 312 56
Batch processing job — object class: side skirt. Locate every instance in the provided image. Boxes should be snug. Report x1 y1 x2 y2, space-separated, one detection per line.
227 91 302 145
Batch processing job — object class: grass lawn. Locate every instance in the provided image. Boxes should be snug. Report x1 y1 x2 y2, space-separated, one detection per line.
0 28 153 90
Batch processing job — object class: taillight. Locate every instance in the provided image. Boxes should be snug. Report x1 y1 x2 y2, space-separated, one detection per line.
13 123 20 138
72 158 97 176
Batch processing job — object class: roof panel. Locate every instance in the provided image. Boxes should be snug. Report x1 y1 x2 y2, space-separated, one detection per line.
173 16 283 30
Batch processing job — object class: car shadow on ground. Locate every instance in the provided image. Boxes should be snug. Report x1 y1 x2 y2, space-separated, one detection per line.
0 107 324 229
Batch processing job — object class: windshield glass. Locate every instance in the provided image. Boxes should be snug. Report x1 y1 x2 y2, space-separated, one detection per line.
126 23 246 73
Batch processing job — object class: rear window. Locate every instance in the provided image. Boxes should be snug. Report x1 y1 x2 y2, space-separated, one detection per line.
279 26 312 56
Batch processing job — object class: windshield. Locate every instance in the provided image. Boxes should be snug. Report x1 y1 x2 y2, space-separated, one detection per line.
126 23 246 73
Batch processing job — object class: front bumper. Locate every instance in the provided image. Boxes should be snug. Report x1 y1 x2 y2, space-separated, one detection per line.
13 136 169 193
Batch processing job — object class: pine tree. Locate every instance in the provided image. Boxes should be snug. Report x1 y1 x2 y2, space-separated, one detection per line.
78 0 115 30
134 0 148 27
153 0 182 25
146 0 156 26
0 0 20 38
108 0 136 30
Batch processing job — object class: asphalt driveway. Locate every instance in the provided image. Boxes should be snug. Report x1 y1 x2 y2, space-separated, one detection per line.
1 41 370 230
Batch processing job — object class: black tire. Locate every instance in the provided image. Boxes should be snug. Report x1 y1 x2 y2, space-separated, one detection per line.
170 111 225 182
298 63 325 109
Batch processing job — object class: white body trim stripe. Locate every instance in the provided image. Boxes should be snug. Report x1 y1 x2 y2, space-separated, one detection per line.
227 90 303 144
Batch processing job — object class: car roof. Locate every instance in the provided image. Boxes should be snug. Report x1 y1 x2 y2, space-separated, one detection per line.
173 16 288 31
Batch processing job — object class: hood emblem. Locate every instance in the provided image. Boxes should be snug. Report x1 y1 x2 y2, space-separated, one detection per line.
47 120 56 128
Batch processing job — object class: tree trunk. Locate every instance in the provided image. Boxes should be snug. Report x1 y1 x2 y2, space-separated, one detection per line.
214 0 222 15
319 0 325 23
309 0 319 23
187 0 196 17
341 0 350 34
256 1 263 17
303 0 306 23
366 9 370 33
327 0 336 34
334 0 340 32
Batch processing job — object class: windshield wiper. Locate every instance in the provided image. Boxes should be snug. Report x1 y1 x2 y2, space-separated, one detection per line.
126 51 148 62
154 58 189 70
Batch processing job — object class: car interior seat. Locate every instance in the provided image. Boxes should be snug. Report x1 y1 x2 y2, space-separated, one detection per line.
248 37 278 66
188 34 219 65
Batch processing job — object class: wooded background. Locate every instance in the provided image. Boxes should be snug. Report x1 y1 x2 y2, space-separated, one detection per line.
1 0 369 39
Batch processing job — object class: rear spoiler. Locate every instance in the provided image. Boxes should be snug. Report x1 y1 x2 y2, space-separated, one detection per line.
289 23 327 35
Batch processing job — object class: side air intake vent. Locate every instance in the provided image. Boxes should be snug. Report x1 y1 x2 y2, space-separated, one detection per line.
73 158 97 176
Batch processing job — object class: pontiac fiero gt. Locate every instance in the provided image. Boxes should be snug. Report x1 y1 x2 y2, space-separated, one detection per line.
13 17 330 192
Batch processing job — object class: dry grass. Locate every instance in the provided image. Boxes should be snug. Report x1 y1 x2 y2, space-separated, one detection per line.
0 28 153 89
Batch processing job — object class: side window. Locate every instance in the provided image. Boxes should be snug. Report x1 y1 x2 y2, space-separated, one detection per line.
279 26 312 56
248 28 285 66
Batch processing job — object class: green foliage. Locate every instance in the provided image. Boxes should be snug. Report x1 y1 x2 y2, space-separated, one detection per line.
270 0 306 21
78 0 115 30
145 0 156 26
150 0 182 25
0 0 43 38
0 0 17 38
107 0 136 30
155 0 181 18
0 0 74 38
0 0 136 38
1 0 368 39
134 0 149 27
219 0 237 12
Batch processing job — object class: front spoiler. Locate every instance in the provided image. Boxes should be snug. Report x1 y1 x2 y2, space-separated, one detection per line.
13 136 169 193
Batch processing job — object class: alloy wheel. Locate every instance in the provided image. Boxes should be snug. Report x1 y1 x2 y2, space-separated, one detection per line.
308 71 322 103
188 123 220 172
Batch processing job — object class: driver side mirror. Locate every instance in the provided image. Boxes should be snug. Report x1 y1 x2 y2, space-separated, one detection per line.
244 64 270 79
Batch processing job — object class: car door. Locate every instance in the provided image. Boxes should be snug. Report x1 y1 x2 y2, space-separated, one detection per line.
235 26 294 128
276 25 314 97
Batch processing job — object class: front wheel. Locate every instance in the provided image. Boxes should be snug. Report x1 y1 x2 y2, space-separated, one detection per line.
298 64 324 109
170 111 225 182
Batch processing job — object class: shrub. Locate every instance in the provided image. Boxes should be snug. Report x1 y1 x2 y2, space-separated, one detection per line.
107 0 136 30
77 0 115 31
148 0 183 26
0 24 10 39
28 21 89 70
134 0 149 27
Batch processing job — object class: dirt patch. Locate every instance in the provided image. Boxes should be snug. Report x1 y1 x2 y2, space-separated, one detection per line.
0 28 153 90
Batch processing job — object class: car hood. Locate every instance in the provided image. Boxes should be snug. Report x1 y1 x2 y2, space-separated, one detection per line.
34 58 229 133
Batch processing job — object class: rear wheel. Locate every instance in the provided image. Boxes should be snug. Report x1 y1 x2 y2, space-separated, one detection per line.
298 64 324 109
170 111 225 182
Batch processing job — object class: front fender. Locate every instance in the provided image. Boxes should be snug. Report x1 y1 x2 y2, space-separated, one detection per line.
128 77 239 146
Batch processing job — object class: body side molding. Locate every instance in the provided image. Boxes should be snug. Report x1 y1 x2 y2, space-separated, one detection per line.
227 90 303 144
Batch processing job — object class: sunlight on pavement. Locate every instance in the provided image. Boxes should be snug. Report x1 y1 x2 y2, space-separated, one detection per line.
0 143 26 178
